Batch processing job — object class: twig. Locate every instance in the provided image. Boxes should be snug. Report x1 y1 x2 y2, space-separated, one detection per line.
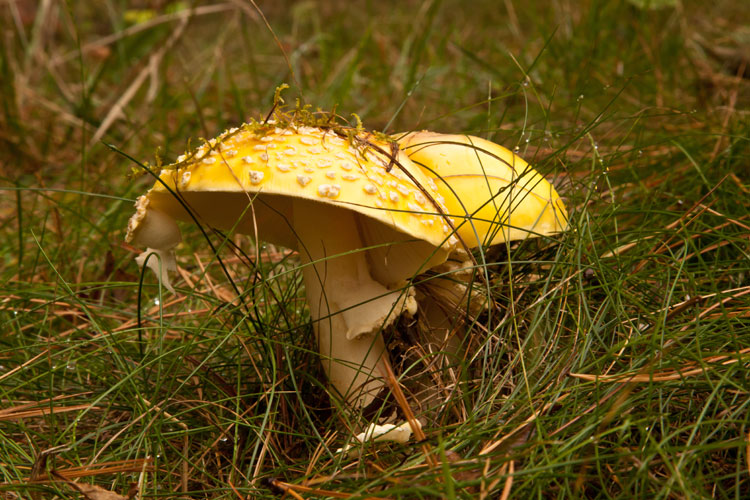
88 15 190 148
49 4 238 67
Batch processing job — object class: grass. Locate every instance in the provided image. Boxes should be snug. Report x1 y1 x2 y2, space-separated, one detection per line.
1 0 749 498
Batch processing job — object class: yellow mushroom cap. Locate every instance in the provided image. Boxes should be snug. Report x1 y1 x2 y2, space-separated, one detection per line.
126 124 459 285
396 131 568 248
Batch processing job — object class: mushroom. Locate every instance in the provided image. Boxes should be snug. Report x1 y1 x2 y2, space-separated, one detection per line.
125 123 458 410
125 123 569 418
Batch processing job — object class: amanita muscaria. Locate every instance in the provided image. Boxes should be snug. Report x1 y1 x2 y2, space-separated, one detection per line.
125 120 568 412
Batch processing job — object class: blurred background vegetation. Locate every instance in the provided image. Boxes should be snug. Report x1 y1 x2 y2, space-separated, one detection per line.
1 0 749 498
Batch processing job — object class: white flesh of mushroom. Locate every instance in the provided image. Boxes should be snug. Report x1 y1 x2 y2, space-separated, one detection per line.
292 199 416 408
336 420 421 457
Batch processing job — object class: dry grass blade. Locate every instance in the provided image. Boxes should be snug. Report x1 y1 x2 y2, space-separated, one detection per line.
378 355 436 468
571 347 750 383
0 351 47 383
479 459 514 500
0 403 98 421
499 460 515 500
270 478 394 500
31 459 153 481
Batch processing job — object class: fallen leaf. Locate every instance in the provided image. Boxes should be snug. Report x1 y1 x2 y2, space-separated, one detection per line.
74 483 129 500
50 470 136 500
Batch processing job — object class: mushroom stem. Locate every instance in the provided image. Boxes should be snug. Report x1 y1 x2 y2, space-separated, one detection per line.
292 200 414 408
